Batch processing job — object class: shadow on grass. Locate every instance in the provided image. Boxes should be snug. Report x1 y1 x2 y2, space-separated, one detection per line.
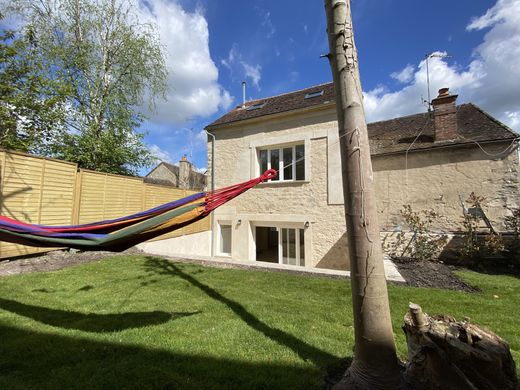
142 257 338 368
0 323 326 389
0 298 198 333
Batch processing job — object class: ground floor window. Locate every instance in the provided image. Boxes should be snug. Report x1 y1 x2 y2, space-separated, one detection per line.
255 226 305 266
219 224 231 255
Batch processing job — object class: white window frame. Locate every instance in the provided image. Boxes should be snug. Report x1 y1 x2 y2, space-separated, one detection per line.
217 222 232 256
258 144 305 182
249 134 312 182
252 220 309 267
279 227 305 267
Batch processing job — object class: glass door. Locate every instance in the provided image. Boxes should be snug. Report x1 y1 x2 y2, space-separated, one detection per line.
280 228 305 266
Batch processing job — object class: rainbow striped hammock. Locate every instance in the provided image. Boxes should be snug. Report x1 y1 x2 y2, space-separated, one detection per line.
0 170 277 252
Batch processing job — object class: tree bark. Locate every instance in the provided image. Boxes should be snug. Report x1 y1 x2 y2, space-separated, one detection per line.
323 1 402 388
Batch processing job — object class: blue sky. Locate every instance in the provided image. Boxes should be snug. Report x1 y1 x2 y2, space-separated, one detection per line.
139 0 520 174
28 0 520 175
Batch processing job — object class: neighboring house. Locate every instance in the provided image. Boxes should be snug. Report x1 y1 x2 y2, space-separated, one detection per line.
145 155 206 191
204 82 519 271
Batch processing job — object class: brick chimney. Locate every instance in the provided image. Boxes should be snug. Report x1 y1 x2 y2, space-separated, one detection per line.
178 155 191 189
432 87 458 142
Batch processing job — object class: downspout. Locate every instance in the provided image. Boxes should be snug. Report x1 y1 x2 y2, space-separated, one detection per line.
205 129 216 257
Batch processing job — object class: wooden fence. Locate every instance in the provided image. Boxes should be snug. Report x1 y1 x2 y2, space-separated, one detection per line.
0 150 209 259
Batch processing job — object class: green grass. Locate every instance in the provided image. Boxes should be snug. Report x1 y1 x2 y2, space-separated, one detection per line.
0 255 518 389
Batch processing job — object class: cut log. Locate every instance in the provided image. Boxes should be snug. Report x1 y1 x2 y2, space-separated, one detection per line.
403 303 518 390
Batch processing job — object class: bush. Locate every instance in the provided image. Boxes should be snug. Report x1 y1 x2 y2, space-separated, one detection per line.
504 207 520 263
389 205 447 262
460 192 504 260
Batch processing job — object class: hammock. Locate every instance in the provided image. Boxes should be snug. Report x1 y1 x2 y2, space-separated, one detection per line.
0 169 277 252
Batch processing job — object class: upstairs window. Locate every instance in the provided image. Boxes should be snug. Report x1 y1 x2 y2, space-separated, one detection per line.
259 144 305 182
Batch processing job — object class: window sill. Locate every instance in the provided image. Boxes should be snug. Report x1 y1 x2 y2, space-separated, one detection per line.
258 180 309 187
216 253 232 258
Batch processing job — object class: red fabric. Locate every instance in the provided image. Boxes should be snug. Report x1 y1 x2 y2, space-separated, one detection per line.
203 169 276 215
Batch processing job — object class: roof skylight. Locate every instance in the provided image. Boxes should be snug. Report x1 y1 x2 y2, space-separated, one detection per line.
246 102 266 111
304 90 324 99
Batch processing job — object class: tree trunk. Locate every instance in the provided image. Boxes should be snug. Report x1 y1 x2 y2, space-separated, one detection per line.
323 1 402 388
404 303 518 389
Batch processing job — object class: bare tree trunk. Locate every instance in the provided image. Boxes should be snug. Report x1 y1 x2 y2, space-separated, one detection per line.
323 1 402 388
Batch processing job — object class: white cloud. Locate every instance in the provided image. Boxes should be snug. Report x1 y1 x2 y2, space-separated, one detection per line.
363 0 520 132
138 0 232 125
221 44 263 90
466 0 520 30
258 9 275 38
364 52 480 122
242 63 262 89
195 129 207 144
504 111 520 129
390 64 415 83
149 144 173 163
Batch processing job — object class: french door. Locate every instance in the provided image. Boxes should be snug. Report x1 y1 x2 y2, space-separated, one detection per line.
280 228 305 266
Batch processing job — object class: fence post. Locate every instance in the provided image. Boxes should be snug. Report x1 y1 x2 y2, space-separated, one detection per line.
72 170 82 225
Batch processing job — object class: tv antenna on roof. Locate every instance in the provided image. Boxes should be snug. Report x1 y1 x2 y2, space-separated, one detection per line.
424 52 452 112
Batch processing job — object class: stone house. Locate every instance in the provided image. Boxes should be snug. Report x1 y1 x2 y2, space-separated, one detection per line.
145 155 206 191
204 82 519 271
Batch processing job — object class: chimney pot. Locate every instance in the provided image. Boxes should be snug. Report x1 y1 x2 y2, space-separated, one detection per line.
438 87 450 97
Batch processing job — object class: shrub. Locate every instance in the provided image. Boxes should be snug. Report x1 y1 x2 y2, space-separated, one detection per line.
504 207 520 262
389 205 447 262
460 192 504 259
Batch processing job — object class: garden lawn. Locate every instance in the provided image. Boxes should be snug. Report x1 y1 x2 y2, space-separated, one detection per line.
0 255 518 389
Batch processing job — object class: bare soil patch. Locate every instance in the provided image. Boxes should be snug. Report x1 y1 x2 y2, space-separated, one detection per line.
0 248 141 277
392 257 479 292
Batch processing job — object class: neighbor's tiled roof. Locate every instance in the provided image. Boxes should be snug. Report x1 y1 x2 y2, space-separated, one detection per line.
143 177 176 186
206 82 335 128
368 103 518 155
206 81 518 154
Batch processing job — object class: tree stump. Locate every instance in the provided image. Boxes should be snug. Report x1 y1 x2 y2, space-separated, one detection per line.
403 303 518 389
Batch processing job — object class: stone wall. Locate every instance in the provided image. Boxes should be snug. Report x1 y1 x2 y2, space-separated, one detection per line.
373 143 519 232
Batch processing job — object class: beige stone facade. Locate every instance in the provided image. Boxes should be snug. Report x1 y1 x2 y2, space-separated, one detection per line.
374 144 519 232
207 103 519 271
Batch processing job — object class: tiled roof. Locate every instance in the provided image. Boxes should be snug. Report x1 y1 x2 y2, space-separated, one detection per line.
368 103 518 155
206 82 518 154
206 82 335 128
143 177 176 186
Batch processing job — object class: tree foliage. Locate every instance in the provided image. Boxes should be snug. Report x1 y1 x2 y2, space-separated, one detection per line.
2 0 167 175
0 24 66 153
